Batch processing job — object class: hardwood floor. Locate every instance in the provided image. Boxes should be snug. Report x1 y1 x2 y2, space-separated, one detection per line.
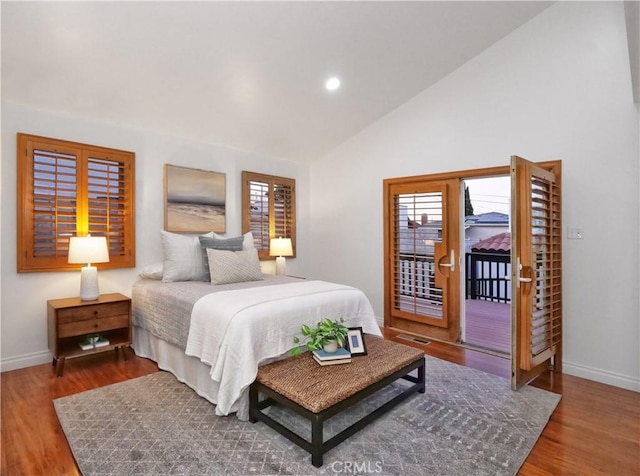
2 337 639 475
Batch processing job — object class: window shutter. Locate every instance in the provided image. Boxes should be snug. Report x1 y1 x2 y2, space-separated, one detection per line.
272 179 294 241
247 179 271 251
31 145 79 261
85 153 134 266
242 171 296 260
17 134 135 272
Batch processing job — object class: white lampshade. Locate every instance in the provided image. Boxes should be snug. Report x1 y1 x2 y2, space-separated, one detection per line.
68 236 109 301
68 236 110 265
269 237 293 257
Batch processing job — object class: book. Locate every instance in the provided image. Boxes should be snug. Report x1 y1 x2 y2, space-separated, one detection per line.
79 336 110 350
313 354 351 366
312 348 351 361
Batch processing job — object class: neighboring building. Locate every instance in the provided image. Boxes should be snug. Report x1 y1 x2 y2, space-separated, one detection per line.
464 212 509 252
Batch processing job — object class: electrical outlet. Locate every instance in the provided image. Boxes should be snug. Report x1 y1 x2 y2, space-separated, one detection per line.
567 227 584 240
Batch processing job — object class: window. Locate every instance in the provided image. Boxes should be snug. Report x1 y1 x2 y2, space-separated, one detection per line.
17 133 135 272
241 171 295 260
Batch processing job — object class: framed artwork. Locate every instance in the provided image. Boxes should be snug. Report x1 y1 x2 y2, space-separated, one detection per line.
164 164 226 233
346 327 368 356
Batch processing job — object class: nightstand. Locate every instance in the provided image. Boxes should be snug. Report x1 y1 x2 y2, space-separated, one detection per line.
47 293 132 377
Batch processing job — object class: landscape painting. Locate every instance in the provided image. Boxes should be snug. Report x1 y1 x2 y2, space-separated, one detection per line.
164 164 226 233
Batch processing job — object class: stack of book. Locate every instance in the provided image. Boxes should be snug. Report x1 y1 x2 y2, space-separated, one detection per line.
312 347 351 366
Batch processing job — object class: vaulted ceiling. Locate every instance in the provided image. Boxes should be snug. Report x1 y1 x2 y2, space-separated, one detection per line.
2 1 553 162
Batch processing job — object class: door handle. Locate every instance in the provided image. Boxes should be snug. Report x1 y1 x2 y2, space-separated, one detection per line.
438 249 455 272
516 257 532 288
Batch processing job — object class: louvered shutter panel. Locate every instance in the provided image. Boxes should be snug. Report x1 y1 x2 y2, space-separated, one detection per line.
391 190 444 318
85 153 134 266
242 171 296 260
524 171 562 368
32 147 78 260
272 180 294 241
248 179 270 251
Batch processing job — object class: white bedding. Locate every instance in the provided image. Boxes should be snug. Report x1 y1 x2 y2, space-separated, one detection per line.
184 280 381 418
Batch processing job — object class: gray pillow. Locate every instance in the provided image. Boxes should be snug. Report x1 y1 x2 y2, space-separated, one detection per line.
199 235 244 282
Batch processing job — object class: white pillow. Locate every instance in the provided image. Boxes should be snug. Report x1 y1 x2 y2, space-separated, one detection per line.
139 262 163 280
212 231 255 251
161 230 214 282
206 248 264 285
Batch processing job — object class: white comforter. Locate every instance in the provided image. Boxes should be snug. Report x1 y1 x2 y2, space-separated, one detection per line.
185 280 381 418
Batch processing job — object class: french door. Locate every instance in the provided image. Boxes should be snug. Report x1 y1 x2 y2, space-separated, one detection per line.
384 158 562 388
510 156 562 389
383 178 461 342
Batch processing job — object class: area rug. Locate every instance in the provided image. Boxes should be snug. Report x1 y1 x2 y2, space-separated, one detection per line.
53 355 560 476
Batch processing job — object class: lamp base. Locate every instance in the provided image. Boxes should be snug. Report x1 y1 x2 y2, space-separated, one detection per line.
79 266 100 301
275 256 286 276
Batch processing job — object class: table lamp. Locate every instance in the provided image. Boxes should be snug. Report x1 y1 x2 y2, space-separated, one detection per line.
68 235 110 301
269 237 293 276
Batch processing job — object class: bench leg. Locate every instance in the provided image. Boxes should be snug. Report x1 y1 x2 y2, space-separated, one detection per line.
311 414 323 467
418 361 426 394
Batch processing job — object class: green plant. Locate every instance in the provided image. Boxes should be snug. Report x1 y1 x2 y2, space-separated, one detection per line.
291 318 348 356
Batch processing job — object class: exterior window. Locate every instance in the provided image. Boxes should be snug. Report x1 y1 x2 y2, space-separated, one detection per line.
241 171 295 260
17 133 135 272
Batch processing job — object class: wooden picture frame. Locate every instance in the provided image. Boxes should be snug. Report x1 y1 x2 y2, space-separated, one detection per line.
164 164 226 233
346 327 368 356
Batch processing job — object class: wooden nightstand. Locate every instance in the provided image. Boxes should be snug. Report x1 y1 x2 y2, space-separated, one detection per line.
47 293 132 377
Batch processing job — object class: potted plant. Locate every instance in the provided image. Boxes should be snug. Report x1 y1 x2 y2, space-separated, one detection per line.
291 317 349 355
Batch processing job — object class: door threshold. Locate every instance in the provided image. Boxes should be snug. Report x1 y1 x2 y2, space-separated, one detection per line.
461 342 510 359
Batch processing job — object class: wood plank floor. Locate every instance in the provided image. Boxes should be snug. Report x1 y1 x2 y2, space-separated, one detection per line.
2 336 639 475
463 298 511 354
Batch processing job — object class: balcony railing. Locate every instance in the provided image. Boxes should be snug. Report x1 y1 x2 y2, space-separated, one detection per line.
396 251 511 314
466 252 511 303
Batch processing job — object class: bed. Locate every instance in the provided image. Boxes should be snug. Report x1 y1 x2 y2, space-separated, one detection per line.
132 273 382 420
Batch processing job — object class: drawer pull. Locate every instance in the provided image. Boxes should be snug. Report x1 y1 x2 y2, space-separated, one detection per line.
94 324 99 328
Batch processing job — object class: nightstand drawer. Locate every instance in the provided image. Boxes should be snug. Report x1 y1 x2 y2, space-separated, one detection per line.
57 302 130 324
58 314 130 338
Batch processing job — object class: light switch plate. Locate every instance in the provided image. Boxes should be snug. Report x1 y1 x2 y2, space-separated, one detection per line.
567 227 584 240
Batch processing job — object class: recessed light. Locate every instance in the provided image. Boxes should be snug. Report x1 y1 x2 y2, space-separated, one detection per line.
325 77 341 91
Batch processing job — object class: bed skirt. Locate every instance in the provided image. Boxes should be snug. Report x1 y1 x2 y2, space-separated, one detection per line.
132 326 289 420
132 326 251 418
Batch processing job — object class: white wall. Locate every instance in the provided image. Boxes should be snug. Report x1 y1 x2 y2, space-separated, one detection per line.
0 101 310 371
309 2 640 391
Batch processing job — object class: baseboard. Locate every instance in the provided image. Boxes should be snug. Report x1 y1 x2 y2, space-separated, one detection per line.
0 350 51 373
563 360 640 392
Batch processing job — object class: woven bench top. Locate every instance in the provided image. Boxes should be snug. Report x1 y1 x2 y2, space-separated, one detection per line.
256 335 424 413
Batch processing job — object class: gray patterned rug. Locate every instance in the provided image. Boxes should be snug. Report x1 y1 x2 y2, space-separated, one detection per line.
54 355 560 476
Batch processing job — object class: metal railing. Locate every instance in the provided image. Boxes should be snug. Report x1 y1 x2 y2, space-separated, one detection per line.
395 251 511 311
466 252 511 303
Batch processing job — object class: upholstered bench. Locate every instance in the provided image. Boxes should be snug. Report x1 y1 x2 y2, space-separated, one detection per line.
249 335 425 467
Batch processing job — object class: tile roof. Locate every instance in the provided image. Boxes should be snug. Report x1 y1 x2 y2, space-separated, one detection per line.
471 232 511 252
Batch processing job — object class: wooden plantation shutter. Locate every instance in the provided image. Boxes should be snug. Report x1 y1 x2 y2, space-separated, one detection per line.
384 176 460 343
29 145 79 262
511 156 562 389
242 171 296 260
85 153 134 266
17 133 135 272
